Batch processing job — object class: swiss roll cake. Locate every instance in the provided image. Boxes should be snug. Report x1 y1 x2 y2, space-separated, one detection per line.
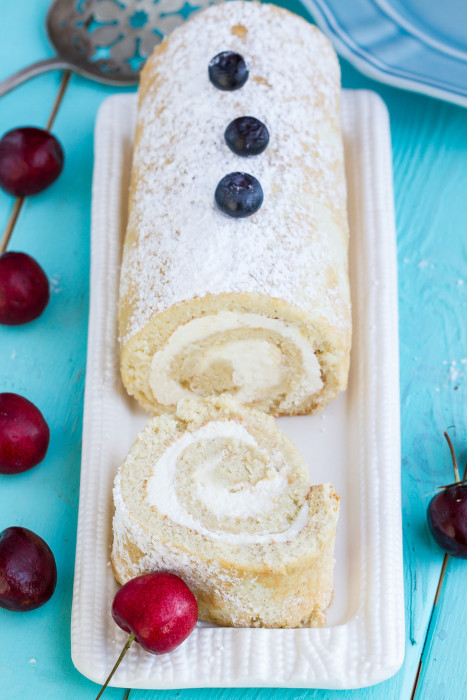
119 0 351 416
111 397 340 628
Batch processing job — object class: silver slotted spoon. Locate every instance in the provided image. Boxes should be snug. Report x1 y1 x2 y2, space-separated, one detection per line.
0 0 217 98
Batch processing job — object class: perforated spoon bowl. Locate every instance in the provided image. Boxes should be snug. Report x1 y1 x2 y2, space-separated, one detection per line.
0 0 215 98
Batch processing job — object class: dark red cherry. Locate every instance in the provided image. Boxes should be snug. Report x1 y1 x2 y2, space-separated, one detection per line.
427 484 467 558
0 393 50 474
426 431 467 558
0 127 64 196
0 252 49 325
0 526 57 611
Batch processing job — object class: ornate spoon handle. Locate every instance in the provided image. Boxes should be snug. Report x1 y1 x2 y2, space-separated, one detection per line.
0 57 75 98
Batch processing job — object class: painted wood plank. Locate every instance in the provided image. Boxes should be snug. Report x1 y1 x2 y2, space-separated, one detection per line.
414 555 467 699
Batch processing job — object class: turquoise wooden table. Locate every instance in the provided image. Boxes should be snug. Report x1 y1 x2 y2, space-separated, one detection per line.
0 1 466 698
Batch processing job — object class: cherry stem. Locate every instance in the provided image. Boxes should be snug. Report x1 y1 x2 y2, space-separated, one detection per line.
45 70 71 132
0 198 24 255
0 70 70 255
443 431 460 484
95 633 136 700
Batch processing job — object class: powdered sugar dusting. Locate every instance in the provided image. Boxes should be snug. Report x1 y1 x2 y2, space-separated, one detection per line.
120 1 349 343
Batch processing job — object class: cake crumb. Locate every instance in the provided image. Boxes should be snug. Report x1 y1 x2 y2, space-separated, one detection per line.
231 23 247 38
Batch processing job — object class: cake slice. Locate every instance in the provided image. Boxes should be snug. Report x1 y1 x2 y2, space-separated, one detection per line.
112 397 339 628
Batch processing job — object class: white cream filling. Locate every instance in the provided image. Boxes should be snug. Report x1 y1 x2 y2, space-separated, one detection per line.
195 456 287 519
146 421 309 544
149 311 323 408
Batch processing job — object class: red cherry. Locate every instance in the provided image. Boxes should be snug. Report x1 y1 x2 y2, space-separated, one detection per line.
0 127 64 196
0 526 57 611
97 573 198 698
427 484 467 558
426 431 467 558
0 393 50 474
0 252 49 325
112 572 198 654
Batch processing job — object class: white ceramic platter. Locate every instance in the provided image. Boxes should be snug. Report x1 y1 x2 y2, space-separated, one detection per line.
71 90 404 690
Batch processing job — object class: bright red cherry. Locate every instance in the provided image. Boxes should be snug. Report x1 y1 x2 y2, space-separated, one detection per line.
0 393 50 474
0 252 49 325
0 526 57 611
0 127 64 196
112 572 198 654
97 573 198 698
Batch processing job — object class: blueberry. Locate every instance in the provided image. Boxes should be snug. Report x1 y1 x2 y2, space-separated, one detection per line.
215 172 263 218
224 116 269 156
208 51 249 91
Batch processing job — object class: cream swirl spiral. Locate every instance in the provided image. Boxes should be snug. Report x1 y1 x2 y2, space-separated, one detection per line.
148 311 323 414
146 419 310 544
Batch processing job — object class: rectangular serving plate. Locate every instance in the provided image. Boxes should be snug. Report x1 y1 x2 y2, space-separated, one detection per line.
71 90 404 690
